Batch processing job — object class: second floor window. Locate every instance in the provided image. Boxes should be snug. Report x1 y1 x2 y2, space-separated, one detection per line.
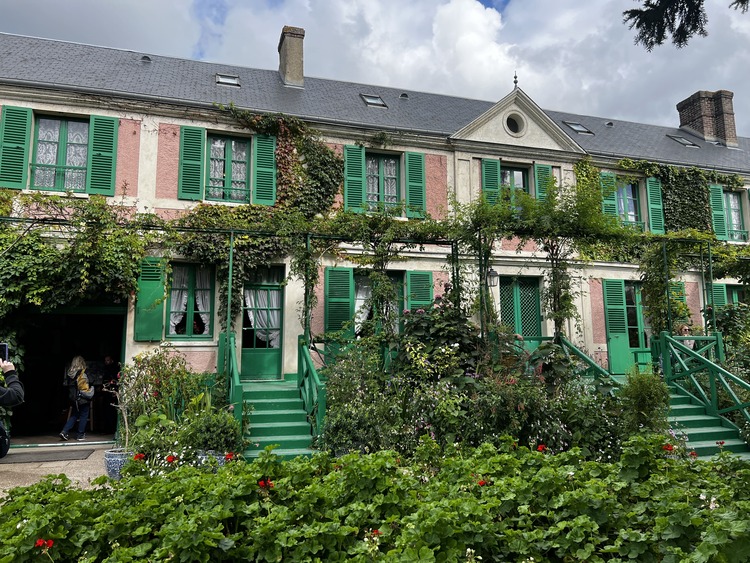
724 191 746 242
207 136 250 203
501 167 529 194
366 154 399 209
32 118 89 192
710 184 748 242
616 181 640 225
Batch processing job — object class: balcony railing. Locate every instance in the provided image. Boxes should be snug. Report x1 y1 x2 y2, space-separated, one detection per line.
30 164 87 193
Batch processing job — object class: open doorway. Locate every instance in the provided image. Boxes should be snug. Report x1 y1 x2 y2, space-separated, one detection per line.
11 309 125 443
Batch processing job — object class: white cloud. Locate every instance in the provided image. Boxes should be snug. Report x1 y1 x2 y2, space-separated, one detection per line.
1 0 750 135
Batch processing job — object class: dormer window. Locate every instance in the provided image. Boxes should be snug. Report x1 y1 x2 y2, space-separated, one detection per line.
216 73 240 87
361 94 387 108
667 134 699 148
563 121 593 135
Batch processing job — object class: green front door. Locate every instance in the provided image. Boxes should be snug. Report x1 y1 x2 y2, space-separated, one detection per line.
603 279 650 375
498 277 543 351
241 267 284 380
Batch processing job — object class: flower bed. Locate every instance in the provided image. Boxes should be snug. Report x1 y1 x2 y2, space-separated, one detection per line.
1 435 749 561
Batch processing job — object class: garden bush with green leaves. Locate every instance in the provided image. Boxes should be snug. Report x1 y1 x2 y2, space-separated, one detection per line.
1 437 749 562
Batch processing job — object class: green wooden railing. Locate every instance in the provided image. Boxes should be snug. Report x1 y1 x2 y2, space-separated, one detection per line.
658 331 750 426
558 335 618 387
220 332 244 426
298 336 326 438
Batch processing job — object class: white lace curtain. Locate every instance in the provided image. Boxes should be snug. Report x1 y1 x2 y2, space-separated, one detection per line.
194 267 211 333
169 266 189 334
243 268 283 348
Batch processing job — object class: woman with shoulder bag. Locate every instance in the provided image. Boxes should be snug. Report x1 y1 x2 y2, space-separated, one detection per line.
60 356 94 441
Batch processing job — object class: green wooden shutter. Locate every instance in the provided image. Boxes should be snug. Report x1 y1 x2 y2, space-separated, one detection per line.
482 159 500 204
405 152 426 218
709 184 728 240
498 278 515 331
252 134 276 205
324 267 355 337
710 283 728 308
646 176 665 234
178 126 205 200
600 172 617 217
0 105 32 189
669 281 686 304
344 145 365 212
134 257 166 342
534 164 552 201
406 271 433 310
603 279 630 375
86 115 118 196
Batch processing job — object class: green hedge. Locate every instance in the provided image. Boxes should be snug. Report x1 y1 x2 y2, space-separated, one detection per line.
1 435 749 561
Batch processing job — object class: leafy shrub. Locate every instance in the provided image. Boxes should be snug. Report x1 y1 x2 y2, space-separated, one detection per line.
1 439 749 561
617 369 670 435
177 408 244 453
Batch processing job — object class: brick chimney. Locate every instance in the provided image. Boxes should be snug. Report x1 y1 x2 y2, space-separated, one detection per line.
278 26 305 88
676 90 738 147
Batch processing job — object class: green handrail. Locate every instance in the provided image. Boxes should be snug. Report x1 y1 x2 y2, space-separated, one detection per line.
558 335 619 388
222 332 244 426
660 331 750 425
298 335 326 437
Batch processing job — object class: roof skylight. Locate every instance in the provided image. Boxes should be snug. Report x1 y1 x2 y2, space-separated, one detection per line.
216 73 240 87
562 121 593 135
361 94 387 108
667 134 699 148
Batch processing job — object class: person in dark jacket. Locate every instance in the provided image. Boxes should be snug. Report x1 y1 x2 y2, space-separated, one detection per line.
60 356 94 441
0 359 24 407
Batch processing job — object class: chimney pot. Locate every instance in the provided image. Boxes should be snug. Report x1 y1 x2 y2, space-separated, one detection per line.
278 25 305 88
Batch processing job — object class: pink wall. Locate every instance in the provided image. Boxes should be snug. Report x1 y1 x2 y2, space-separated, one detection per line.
156 123 180 200
434 270 450 298
501 236 538 252
590 278 606 346
685 281 702 328
180 349 218 373
115 118 140 197
426 153 447 219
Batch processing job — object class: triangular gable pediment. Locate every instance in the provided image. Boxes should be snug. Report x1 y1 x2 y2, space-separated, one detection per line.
451 87 584 153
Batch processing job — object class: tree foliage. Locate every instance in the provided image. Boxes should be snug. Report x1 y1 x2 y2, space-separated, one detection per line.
624 0 749 50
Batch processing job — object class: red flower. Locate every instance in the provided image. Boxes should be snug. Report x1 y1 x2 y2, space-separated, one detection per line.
35 538 53 549
478 480 487 486
224 452 235 461
133 453 145 461
45 540 54 549
258 478 274 489
716 440 726 446
35 539 45 548
537 444 547 452
689 451 699 458
372 529 382 536
166 455 177 463
662 444 674 452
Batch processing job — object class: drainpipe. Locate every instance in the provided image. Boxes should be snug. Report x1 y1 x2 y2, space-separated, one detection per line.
304 233 311 343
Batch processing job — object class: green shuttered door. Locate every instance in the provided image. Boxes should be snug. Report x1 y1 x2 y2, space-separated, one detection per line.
134 257 166 342
603 279 630 375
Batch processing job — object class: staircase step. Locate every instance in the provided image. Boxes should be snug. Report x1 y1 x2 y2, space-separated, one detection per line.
251 409 309 424
250 398 305 411
669 404 709 416
249 421 312 437
246 434 313 449
685 438 748 458
244 447 316 461
668 414 728 428
668 394 695 405
677 426 739 442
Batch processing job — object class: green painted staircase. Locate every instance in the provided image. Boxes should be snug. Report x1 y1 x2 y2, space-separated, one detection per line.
242 381 316 460
668 387 750 460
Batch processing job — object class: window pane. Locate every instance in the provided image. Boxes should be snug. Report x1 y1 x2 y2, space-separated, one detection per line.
366 157 379 203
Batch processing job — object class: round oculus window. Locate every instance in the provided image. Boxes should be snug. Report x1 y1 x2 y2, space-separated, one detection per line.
504 113 525 136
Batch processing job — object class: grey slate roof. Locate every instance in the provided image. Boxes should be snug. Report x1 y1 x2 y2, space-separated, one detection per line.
1 32 748 174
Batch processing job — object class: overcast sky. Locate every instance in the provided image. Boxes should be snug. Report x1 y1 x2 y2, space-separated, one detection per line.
2 0 749 136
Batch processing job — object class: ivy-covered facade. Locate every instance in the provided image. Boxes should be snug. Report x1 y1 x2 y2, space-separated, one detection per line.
0 28 748 439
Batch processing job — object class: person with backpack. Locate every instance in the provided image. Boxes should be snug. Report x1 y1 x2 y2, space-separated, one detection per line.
60 356 94 441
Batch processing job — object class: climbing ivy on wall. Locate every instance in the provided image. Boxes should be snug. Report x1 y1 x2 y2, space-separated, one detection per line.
618 158 743 234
